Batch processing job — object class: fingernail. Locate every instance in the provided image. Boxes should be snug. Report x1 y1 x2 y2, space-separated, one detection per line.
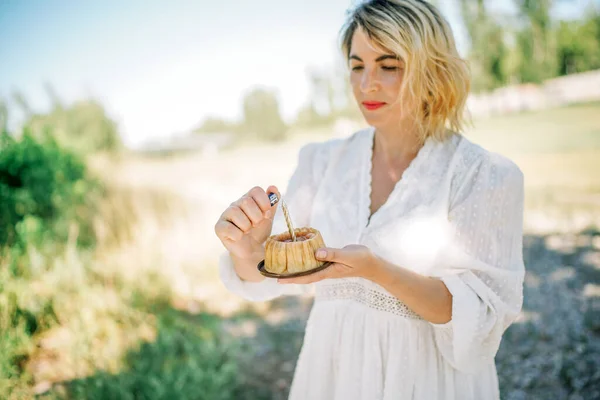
268 192 279 206
265 209 273 218
316 249 327 259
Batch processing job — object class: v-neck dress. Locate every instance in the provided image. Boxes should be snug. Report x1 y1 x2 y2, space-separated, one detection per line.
218 126 525 400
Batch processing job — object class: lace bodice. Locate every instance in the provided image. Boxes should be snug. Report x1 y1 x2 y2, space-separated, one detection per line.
315 281 423 320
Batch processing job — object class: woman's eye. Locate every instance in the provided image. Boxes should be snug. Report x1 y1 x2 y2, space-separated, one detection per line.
351 66 398 72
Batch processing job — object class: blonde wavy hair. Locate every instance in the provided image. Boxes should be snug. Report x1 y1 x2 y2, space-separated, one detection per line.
339 0 471 142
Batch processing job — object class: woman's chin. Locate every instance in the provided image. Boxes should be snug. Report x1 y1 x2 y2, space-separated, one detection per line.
362 112 392 126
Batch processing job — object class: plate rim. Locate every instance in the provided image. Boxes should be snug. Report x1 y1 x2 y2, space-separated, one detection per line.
257 259 333 279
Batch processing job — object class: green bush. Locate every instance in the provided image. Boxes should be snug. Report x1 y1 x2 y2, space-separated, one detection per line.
59 307 241 400
0 127 248 399
0 129 99 397
0 129 100 259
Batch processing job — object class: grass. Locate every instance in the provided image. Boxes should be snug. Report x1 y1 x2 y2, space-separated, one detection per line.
44 304 241 400
465 102 600 232
466 102 600 155
1 102 599 399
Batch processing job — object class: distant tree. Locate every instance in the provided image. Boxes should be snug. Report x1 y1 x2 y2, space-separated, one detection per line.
455 0 600 89
514 0 559 83
0 98 8 133
306 67 334 117
294 101 323 128
7 86 122 154
459 0 510 91
25 98 122 154
295 54 362 129
556 12 600 75
241 87 287 142
293 67 333 128
194 116 235 134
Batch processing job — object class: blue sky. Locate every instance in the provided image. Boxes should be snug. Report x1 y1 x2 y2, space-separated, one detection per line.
0 0 594 147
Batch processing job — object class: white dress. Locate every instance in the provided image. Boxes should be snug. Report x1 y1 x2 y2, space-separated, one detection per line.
218 126 525 400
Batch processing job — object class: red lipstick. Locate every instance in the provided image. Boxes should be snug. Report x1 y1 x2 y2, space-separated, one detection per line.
362 101 386 110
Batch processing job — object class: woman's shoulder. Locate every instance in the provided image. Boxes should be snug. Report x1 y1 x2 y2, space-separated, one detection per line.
445 134 524 208
454 133 523 184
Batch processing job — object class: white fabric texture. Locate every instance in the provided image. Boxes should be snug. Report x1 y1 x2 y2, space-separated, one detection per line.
218 126 525 400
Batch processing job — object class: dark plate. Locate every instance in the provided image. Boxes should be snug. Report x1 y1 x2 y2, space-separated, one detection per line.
257 260 333 279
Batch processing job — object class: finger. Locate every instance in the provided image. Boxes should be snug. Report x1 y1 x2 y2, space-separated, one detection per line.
214 219 244 242
265 185 281 205
223 205 252 233
247 186 278 214
264 185 281 219
236 195 264 227
314 247 343 263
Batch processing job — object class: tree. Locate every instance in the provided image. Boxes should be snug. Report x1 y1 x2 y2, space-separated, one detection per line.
459 0 510 91
556 12 600 75
0 98 8 133
307 67 335 117
241 87 287 142
194 116 236 134
25 98 122 154
514 0 558 83
294 101 323 128
7 87 122 154
295 53 361 128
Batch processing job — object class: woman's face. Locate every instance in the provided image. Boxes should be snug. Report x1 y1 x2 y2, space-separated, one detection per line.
349 27 407 128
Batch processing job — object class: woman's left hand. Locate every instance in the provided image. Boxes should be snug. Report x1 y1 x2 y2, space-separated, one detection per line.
277 244 378 284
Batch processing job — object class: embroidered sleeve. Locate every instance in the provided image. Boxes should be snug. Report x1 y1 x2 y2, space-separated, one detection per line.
429 151 526 374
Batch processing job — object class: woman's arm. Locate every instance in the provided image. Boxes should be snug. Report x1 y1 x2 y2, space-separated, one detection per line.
368 153 525 327
280 244 453 323
218 139 340 301
366 259 453 324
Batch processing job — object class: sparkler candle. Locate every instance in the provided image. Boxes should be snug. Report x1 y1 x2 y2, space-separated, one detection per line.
268 192 296 242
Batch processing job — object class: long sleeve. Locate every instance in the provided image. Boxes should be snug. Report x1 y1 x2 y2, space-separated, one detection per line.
218 140 336 302
428 151 526 374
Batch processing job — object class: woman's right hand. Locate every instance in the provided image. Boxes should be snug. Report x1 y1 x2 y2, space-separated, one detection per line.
214 185 280 260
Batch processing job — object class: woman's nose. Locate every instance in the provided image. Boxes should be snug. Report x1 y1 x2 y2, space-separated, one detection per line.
360 68 378 93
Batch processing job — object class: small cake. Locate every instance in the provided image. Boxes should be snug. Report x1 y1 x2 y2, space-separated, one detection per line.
264 227 326 274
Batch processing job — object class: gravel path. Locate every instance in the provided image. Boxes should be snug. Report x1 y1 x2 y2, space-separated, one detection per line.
496 230 600 400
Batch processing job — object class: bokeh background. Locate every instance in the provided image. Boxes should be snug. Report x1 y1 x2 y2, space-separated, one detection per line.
1 0 600 399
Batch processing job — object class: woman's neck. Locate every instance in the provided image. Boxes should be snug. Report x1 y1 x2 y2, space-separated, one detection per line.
373 122 423 167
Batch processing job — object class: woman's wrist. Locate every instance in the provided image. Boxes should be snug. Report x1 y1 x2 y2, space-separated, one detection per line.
231 247 266 282
231 242 265 264
360 253 389 283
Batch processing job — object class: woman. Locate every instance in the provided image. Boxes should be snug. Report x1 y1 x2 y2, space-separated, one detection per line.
214 1 525 399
